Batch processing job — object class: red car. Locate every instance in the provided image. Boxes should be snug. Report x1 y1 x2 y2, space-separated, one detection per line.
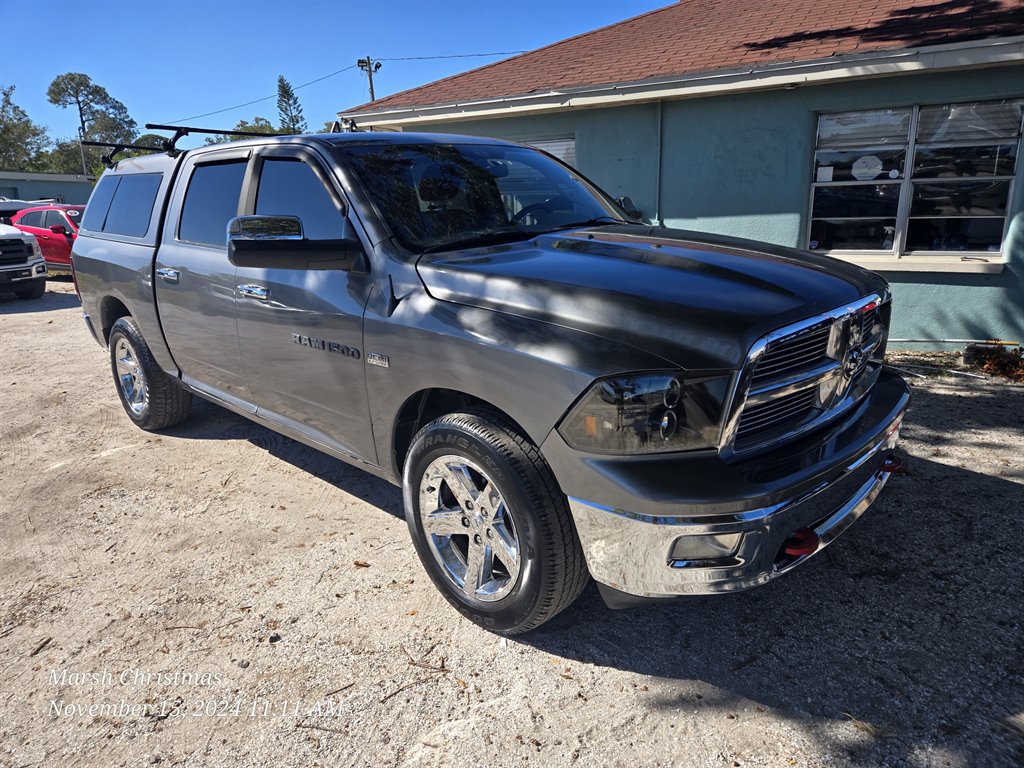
11 204 86 269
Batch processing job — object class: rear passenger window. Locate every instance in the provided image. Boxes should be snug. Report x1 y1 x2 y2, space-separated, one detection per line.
80 173 162 237
81 176 118 231
256 158 346 240
104 175 161 236
18 211 43 227
179 161 247 247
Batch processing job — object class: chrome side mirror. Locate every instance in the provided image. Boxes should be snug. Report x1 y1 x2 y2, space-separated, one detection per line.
228 215 303 240
226 215 366 272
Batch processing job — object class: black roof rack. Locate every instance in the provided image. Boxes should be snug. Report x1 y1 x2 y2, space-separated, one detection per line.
145 123 284 155
81 124 291 168
80 140 165 168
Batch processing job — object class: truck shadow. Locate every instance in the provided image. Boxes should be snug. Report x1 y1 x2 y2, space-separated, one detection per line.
161 397 404 518
521 382 1024 767
0 287 81 314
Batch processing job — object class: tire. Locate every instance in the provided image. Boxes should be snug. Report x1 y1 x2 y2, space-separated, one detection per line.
15 279 45 300
108 316 192 430
403 407 588 634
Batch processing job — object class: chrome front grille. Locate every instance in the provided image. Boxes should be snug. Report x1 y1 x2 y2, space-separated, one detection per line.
726 295 890 455
0 238 31 266
862 305 882 344
750 324 831 387
735 386 818 442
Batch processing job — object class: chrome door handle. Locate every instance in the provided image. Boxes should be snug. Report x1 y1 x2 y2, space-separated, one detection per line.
237 284 270 301
156 267 180 284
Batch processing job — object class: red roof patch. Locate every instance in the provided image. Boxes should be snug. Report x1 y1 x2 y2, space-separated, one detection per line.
345 0 1022 114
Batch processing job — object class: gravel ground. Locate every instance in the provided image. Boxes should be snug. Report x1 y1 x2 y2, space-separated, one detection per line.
1 281 1022 768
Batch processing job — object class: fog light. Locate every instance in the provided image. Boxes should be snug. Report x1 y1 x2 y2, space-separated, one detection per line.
669 532 742 564
35 264 46 274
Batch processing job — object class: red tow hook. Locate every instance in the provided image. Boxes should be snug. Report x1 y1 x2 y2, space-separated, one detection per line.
783 527 819 557
882 454 907 475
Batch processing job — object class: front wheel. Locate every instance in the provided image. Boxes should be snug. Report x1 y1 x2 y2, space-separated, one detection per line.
108 316 192 430
403 407 588 634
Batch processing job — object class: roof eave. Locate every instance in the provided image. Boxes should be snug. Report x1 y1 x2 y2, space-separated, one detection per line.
341 36 1024 127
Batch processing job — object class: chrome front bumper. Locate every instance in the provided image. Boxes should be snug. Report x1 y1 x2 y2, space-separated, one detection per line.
561 379 909 599
0 257 46 285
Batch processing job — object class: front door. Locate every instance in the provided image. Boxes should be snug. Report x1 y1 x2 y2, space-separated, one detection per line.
234 147 376 463
42 210 73 266
154 148 253 408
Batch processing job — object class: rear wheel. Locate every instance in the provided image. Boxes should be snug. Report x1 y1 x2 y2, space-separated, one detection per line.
403 407 588 634
15 278 45 300
108 316 192 430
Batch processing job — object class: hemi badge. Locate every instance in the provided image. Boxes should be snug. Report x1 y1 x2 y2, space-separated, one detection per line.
367 353 390 368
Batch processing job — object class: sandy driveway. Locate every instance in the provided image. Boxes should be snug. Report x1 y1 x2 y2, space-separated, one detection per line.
1 281 1022 768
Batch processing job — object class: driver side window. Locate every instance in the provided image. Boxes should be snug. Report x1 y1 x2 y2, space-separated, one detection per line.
44 210 69 230
256 158 347 240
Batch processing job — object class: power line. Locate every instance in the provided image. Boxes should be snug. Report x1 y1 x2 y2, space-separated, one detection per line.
292 64 361 91
163 50 526 124
165 64 358 123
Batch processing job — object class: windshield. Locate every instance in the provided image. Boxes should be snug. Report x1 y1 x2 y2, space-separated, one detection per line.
334 142 625 253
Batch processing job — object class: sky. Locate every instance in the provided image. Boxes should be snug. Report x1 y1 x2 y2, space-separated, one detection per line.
2 0 667 149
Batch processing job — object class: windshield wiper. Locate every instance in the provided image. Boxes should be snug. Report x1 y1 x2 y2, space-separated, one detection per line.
542 216 629 232
420 228 534 255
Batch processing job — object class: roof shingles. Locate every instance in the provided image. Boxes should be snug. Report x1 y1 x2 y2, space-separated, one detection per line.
345 0 1022 114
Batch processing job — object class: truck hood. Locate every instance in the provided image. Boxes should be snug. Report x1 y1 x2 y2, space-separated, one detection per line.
0 223 33 239
416 225 889 371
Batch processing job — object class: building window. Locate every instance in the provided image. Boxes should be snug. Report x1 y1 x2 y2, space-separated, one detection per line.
808 99 1022 262
521 136 577 166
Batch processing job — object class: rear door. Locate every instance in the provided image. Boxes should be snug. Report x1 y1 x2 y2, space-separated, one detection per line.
234 146 376 463
155 148 254 409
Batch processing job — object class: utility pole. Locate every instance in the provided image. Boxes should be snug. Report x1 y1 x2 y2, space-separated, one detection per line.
77 125 88 176
357 56 382 101
76 115 94 176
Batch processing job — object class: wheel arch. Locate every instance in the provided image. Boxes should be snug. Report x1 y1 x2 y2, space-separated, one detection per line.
99 295 132 343
391 388 532 481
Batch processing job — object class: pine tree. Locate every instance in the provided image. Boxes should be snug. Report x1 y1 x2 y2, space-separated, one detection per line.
277 76 307 135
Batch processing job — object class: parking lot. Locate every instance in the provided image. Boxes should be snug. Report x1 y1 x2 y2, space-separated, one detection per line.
2 282 1022 768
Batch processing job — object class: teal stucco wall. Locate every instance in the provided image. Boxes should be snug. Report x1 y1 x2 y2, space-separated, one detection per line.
414 65 1024 346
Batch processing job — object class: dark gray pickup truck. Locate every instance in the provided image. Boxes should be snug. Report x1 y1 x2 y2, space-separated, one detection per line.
72 131 910 633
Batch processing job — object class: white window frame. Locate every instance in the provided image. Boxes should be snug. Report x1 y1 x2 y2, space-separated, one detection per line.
516 134 577 167
807 100 1022 274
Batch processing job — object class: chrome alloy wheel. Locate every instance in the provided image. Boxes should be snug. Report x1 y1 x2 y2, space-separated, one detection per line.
114 337 148 415
419 455 522 603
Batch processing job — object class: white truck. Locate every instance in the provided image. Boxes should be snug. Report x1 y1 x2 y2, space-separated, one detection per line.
0 222 46 299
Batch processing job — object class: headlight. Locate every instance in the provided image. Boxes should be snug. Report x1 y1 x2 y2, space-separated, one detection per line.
558 372 732 454
29 238 42 257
